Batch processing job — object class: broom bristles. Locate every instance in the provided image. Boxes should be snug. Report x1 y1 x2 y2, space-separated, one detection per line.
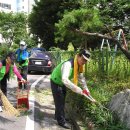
0 89 20 116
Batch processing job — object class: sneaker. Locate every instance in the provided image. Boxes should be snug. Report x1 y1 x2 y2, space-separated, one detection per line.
0 106 3 112
58 123 71 129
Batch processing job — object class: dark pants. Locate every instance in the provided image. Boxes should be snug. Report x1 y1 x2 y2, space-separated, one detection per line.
0 74 7 106
0 74 7 96
51 79 67 125
18 66 28 89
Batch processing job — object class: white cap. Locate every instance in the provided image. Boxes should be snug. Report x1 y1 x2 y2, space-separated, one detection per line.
20 41 26 46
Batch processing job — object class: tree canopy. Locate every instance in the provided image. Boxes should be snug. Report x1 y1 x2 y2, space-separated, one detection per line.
55 8 103 49
28 0 130 50
28 0 82 50
0 12 28 46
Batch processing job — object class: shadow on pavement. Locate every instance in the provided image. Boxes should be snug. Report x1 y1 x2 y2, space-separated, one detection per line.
0 116 14 123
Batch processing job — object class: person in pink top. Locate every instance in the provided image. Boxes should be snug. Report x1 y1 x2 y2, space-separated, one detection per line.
0 52 26 111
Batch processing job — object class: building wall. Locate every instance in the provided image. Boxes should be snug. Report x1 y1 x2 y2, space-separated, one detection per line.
0 0 35 44
0 0 35 14
0 0 16 12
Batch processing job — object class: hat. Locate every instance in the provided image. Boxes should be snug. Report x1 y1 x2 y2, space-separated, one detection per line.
20 41 26 46
79 49 91 61
7 52 16 61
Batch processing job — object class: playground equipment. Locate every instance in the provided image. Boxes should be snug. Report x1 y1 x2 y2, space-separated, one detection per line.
17 81 30 111
100 29 128 64
100 29 128 51
100 38 111 51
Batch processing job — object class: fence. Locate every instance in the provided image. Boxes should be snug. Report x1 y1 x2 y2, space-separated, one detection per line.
50 51 76 65
50 50 130 79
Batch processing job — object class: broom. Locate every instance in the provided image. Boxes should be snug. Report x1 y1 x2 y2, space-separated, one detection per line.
0 89 20 116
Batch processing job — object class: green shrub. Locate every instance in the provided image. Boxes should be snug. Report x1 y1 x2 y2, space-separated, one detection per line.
0 44 9 59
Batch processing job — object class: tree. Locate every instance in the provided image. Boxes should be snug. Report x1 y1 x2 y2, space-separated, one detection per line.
55 0 130 50
84 0 130 37
55 8 103 50
28 0 82 50
54 2 130 60
0 12 29 47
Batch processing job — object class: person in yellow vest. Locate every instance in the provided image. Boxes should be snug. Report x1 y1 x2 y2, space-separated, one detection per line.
50 49 96 129
0 52 26 112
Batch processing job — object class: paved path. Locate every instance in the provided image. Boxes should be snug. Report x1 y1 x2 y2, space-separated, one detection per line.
34 75 71 130
0 74 71 130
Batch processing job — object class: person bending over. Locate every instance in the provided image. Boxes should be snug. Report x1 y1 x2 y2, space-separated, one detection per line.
50 49 96 129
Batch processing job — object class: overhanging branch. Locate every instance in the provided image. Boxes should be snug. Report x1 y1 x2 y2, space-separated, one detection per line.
73 28 116 41
71 28 130 60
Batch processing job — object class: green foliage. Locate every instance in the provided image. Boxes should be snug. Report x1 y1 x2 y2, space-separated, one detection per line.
0 12 33 47
53 50 130 129
0 44 9 59
67 77 130 130
10 44 19 51
28 0 62 49
85 50 130 80
85 79 130 130
49 50 75 66
57 8 102 31
49 47 62 51
28 0 130 50
28 0 83 50
84 0 130 39
67 42 74 51
55 8 103 49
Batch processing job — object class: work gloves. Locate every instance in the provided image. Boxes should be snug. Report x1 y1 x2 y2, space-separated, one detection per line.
82 89 90 96
82 89 96 103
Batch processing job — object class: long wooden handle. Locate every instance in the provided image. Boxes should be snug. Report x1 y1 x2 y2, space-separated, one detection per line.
0 89 3 96
83 93 96 102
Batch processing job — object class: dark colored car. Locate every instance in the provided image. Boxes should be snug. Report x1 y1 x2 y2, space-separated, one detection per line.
30 47 46 52
28 49 54 74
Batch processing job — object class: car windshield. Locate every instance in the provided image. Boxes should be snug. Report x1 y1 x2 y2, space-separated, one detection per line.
30 50 50 59
32 50 42 53
32 48 46 52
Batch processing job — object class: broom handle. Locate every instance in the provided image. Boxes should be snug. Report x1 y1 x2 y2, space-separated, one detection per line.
0 89 3 96
83 93 96 102
0 89 2 103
